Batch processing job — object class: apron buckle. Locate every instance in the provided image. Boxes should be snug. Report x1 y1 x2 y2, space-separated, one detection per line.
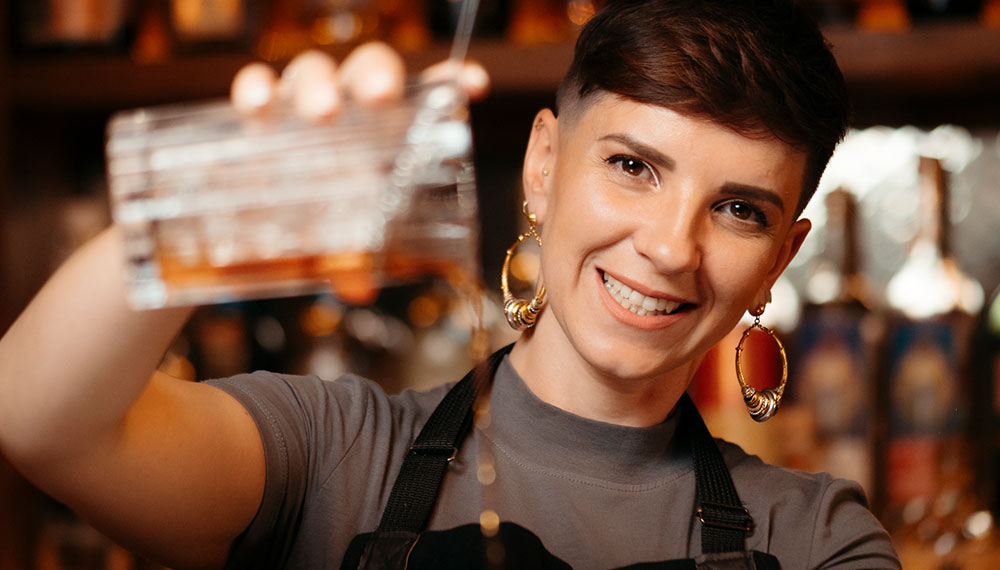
697 501 753 533
409 444 459 463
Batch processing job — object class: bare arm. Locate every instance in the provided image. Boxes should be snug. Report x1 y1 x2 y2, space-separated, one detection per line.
0 227 192 462
0 227 265 569
0 43 488 569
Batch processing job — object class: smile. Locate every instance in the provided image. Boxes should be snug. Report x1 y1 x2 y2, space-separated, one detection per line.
601 272 689 316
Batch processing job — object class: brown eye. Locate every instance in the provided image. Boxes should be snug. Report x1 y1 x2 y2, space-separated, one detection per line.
719 200 769 228
729 202 753 220
607 155 657 185
620 157 645 176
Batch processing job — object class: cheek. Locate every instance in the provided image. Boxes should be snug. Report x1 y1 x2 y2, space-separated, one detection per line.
702 237 776 303
564 176 647 240
536 183 620 293
544 179 619 247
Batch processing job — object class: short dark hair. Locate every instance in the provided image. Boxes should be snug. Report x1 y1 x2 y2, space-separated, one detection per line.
556 0 851 215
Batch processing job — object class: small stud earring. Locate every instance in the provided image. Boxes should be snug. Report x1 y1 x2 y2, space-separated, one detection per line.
541 168 550 177
534 120 544 130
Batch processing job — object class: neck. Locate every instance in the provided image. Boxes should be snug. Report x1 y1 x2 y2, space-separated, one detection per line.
508 328 699 428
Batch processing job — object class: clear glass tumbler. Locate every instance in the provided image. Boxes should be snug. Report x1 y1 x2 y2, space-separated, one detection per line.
106 79 480 309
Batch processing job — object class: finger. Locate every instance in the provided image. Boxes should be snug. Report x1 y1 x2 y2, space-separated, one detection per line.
230 62 279 115
280 50 341 121
339 42 406 104
420 60 491 101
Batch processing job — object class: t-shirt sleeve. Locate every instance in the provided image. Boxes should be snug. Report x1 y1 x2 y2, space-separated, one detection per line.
806 476 901 569
205 371 383 569
721 440 900 569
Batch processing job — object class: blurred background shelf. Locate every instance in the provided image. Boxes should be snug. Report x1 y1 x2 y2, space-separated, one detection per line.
825 21 1000 125
6 23 1000 118
4 40 571 107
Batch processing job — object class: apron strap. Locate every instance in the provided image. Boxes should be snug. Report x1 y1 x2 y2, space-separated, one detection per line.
367 346 752 563
374 344 513 533
678 395 754 554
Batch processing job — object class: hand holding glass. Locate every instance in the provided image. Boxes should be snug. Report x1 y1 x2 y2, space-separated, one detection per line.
106 68 480 309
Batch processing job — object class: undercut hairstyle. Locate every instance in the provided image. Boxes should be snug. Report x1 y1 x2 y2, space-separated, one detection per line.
556 0 851 215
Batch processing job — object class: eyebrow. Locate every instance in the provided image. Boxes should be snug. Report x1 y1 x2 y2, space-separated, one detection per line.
598 133 676 171
599 133 787 212
720 183 786 212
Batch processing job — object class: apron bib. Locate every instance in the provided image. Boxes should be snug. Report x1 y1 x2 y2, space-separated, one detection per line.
342 346 781 570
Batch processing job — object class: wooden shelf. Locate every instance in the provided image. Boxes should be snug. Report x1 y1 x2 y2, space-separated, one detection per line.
829 21 1000 125
826 20 1000 92
7 22 1000 113
9 51 258 108
5 40 572 111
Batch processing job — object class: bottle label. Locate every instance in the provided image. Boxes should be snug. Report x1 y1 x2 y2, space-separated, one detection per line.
795 311 871 439
888 321 964 436
886 318 969 506
791 307 873 492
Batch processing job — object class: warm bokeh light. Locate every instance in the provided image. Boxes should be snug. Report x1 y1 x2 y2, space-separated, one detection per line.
300 299 343 337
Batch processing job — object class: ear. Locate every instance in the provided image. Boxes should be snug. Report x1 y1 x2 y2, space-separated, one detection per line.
752 217 812 309
521 109 558 225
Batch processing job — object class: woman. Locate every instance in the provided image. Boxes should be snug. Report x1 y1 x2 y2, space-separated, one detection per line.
0 0 900 568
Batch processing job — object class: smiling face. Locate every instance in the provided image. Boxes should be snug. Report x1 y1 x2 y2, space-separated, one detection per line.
517 94 811 388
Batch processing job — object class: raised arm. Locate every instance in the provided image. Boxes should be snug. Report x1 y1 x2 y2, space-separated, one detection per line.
0 225 264 569
0 43 488 570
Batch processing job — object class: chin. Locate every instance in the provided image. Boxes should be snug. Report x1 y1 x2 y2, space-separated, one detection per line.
577 335 682 382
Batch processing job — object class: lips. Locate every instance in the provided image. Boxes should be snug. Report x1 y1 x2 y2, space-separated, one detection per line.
601 272 691 316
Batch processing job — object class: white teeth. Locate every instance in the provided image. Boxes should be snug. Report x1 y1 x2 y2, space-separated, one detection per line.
602 272 684 316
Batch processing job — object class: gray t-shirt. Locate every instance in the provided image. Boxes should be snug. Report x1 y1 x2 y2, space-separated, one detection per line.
208 356 899 569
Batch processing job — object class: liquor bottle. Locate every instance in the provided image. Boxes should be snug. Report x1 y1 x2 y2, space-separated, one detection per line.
787 187 879 498
131 0 172 64
970 285 1000 519
855 0 911 32
506 0 567 45
881 156 985 549
169 0 260 51
12 0 131 54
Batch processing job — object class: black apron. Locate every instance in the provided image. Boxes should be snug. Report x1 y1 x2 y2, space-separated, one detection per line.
342 346 781 570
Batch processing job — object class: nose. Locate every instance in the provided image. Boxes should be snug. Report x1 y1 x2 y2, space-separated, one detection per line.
631 200 703 274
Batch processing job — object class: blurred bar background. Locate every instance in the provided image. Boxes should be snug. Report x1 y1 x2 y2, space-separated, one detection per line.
2 1 1000 568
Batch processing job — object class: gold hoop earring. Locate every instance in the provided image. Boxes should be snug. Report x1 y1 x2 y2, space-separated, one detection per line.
734 304 787 422
501 202 546 331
